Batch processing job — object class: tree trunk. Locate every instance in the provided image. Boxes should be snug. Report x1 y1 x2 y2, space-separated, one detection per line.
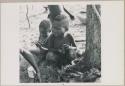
84 5 101 70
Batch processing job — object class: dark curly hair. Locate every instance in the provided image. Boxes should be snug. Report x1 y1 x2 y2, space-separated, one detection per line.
39 19 51 30
53 14 69 31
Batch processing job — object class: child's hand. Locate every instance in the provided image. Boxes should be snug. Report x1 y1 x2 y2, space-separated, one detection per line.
58 49 63 53
63 44 76 50
57 48 66 54
35 42 41 47
63 44 70 50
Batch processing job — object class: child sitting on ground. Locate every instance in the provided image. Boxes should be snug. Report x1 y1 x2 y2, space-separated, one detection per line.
31 19 51 59
20 19 51 82
42 14 77 68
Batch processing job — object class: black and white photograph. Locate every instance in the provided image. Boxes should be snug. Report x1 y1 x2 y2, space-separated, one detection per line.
19 4 101 83
1 1 124 86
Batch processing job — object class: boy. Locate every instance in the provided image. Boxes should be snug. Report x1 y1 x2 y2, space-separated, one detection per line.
20 19 51 82
37 19 51 45
31 19 51 56
43 14 77 68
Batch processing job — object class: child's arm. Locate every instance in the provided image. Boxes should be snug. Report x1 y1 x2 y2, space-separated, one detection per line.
65 33 76 47
20 48 42 82
35 42 48 55
63 44 77 51
69 34 76 47
35 37 49 49
35 34 53 53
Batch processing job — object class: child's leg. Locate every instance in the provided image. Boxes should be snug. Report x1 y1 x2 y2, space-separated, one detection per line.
20 48 42 82
29 46 47 66
30 45 47 61
29 46 41 55
46 52 63 68
29 47 41 64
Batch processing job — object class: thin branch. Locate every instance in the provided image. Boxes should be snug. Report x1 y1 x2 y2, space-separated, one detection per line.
26 5 31 29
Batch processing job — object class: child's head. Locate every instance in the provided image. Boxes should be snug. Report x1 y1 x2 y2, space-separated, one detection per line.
51 14 69 37
39 19 51 36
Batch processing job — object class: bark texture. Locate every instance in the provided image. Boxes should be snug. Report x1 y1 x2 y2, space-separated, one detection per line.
84 5 101 69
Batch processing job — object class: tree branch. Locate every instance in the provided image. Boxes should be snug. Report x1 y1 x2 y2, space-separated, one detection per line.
26 5 31 29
